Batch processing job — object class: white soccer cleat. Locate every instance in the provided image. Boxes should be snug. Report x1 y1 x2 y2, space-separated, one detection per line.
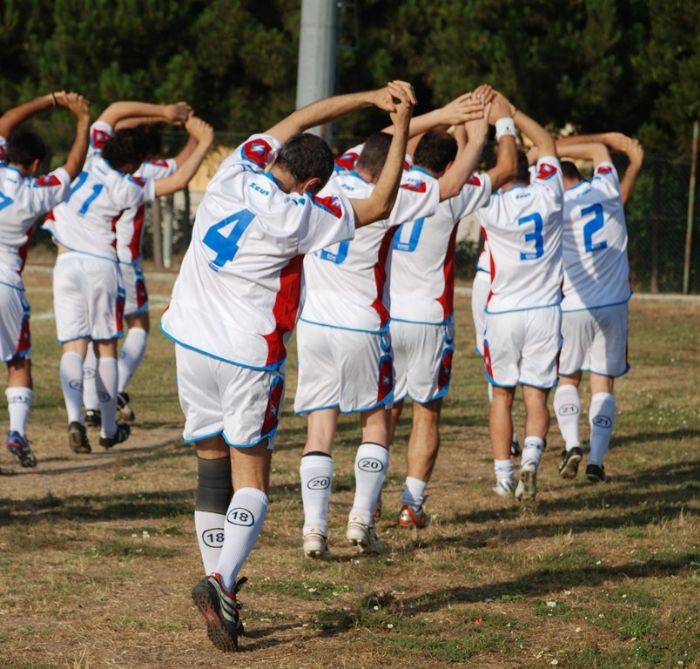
493 477 516 497
515 464 538 500
303 531 331 560
346 517 386 555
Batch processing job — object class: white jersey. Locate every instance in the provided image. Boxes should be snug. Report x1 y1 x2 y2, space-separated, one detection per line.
43 121 156 261
161 133 355 370
560 162 631 311
300 166 440 332
0 136 71 286
477 156 564 313
476 238 491 273
389 172 492 324
334 142 413 174
116 158 176 264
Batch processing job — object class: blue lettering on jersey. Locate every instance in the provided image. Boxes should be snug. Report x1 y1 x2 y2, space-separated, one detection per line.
203 208 256 270
0 191 13 211
518 212 544 261
319 240 350 264
249 182 270 196
581 202 607 252
392 217 425 253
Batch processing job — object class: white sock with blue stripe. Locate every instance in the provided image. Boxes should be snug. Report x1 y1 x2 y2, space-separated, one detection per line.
350 442 389 526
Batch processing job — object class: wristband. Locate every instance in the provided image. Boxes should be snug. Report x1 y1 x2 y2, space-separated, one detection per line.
51 93 58 107
495 117 516 141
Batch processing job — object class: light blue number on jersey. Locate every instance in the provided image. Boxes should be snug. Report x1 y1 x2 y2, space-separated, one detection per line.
67 171 88 201
0 191 13 211
319 240 349 264
518 212 544 260
581 202 607 252
78 184 104 215
392 217 425 252
203 208 255 270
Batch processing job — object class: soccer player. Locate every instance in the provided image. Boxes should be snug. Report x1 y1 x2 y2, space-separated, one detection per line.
0 91 90 467
43 101 212 454
553 132 644 482
82 121 201 427
295 89 491 559
476 93 564 500
160 81 416 652
388 93 517 528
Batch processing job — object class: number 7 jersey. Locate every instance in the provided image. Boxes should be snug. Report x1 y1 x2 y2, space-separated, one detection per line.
560 161 630 311
476 156 564 313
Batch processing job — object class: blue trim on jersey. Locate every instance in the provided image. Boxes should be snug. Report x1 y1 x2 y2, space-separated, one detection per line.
483 368 516 389
341 395 394 415
0 278 24 292
2 348 31 364
405 386 450 405
348 170 370 184
294 401 340 416
485 302 561 315
475 266 489 273
56 332 125 344
565 179 590 192
560 363 630 379
560 296 631 313
124 302 149 319
222 428 277 449
4 165 24 177
184 429 224 445
519 378 559 390
261 171 281 187
389 316 451 327
408 165 433 178
44 236 119 263
159 324 284 372
298 317 388 335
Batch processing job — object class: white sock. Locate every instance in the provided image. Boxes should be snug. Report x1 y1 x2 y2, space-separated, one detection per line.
521 436 545 470
401 476 427 508
60 351 84 424
350 442 389 526
300 453 333 536
96 356 118 437
554 384 581 449
195 511 227 575
5 387 33 436
83 346 99 412
118 328 148 394
589 393 616 466
494 458 514 483
214 487 268 592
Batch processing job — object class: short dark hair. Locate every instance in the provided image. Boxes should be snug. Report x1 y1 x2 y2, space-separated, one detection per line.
516 150 531 182
413 129 457 175
134 124 163 158
7 130 46 167
275 132 334 193
561 160 582 181
355 132 392 179
102 128 151 172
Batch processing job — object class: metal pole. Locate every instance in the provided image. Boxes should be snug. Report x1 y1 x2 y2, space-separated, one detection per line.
295 0 337 142
683 120 699 294
151 199 163 268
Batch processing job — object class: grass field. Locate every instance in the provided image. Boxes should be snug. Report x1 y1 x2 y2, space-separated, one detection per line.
1 261 698 668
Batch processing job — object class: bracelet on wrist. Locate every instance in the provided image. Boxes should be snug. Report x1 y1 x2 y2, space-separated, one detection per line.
495 117 517 141
51 93 58 107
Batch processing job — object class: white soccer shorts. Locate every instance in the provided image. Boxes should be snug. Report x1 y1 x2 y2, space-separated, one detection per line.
294 319 394 414
391 319 454 404
53 252 124 342
120 260 148 317
175 344 284 448
559 303 629 378
483 306 562 388
0 283 31 362
471 270 490 356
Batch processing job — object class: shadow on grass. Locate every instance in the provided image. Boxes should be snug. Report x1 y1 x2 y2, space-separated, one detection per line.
611 427 700 448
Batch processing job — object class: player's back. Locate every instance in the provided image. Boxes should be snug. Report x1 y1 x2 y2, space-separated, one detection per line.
561 163 630 311
477 158 564 313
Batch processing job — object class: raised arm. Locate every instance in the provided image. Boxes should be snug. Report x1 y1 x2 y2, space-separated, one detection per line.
349 83 415 227
485 95 518 191
265 82 415 145
54 93 91 179
154 117 213 197
0 92 63 138
555 141 611 166
513 106 556 160
99 101 190 128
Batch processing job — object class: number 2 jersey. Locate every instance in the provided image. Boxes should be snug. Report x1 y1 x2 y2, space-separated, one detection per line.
560 161 630 311
476 156 564 313
388 173 492 324
43 121 156 261
160 133 356 370
300 167 440 333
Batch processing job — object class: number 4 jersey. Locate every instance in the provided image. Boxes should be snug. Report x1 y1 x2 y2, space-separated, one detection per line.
560 161 630 311
161 133 355 371
477 156 564 313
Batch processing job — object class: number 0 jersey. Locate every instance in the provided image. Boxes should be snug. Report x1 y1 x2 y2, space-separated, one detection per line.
300 166 440 332
161 133 356 370
388 172 491 324
0 134 72 286
43 121 156 261
477 156 564 313
116 158 177 264
560 162 630 311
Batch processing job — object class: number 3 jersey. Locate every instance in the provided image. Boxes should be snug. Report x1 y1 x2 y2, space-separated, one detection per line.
476 156 564 313
388 173 492 325
299 167 440 333
560 161 630 312
42 121 156 261
161 133 355 370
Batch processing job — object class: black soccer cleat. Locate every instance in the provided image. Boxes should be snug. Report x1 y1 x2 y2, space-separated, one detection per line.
192 573 246 652
559 446 583 480
586 463 608 483
6 431 37 467
68 422 91 454
84 409 101 427
117 392 135 424
99 423 130 450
